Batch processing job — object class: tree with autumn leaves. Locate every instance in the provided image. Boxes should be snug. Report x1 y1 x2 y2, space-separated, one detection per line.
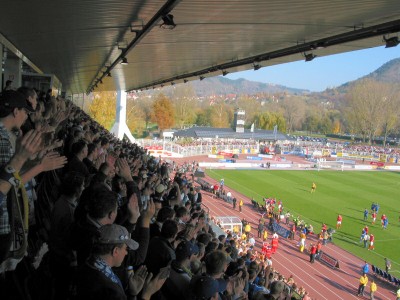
89 91 116 130
151 93 175 130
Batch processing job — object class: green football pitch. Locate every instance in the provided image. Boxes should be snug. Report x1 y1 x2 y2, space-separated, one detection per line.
207 169 400 274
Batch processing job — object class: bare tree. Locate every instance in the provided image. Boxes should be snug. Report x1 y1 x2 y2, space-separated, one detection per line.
379 85 400 146
346 79 385 144
281 96 305 133
172 84 197 128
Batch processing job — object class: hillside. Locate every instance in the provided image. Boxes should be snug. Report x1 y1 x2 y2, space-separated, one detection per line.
336 57 400 93
149 76 309 98
189 77 308 96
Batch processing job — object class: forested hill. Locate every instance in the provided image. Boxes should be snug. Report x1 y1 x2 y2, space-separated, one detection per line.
154 76 308 98
189 77 308 96
335 57 400 93
145 57 400 98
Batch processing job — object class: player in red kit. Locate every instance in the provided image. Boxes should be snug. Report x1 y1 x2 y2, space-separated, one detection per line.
368 234 375 250
336 214 342 229
371 212 377 224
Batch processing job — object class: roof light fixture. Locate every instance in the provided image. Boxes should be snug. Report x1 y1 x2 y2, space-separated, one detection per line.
121 57 128 65
253 63 261 71
160 14 176 30
384 36 399 48
304 52 316 62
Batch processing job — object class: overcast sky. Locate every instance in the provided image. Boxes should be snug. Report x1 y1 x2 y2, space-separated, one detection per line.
225 46 400 92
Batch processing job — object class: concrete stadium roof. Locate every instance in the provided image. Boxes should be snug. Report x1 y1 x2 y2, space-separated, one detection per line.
2 1 400 94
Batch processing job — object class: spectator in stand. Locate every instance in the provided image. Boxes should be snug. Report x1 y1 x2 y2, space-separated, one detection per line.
145 219 178 276
76 223 138 300
66 139 90 177
0 90 66 266
76 223 166 300
2 80 12 91
49 172 85 300
163 240 199 298
83 143 100 174
150 206 175 239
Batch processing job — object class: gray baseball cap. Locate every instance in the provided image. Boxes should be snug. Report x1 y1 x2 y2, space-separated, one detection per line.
97 224 139 250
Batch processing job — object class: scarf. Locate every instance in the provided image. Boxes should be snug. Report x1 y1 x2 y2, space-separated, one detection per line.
90 256 123 288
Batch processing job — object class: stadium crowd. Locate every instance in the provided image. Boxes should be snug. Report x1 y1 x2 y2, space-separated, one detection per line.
0 89 304 300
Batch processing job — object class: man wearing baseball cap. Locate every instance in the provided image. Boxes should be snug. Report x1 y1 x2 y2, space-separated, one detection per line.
77 224 139 300
0 90 40 265
163 240 199 298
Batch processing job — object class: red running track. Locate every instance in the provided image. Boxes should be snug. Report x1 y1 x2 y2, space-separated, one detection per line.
200 176 396 300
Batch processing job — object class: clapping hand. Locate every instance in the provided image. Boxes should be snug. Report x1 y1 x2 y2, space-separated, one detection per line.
127 193 140 224
128 265 148 296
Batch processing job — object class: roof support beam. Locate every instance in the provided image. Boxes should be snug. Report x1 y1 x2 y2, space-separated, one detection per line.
88 0 182 93
132 18 400 91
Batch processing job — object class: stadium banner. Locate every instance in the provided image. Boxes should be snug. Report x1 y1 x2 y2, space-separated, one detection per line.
354 165 374 170
218 159 235 163
337 159 356 165
386 166 400 170
247 156 262 161
272 223 290 238
272 164 292 168
370 161 385 167
259 154 274 158
208 155 225 159
317 251 340 268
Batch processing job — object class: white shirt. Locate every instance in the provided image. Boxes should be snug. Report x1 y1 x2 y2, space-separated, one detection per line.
249 237 256 246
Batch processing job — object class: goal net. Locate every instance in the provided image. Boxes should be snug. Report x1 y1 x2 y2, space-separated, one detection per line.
317 159 345 171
